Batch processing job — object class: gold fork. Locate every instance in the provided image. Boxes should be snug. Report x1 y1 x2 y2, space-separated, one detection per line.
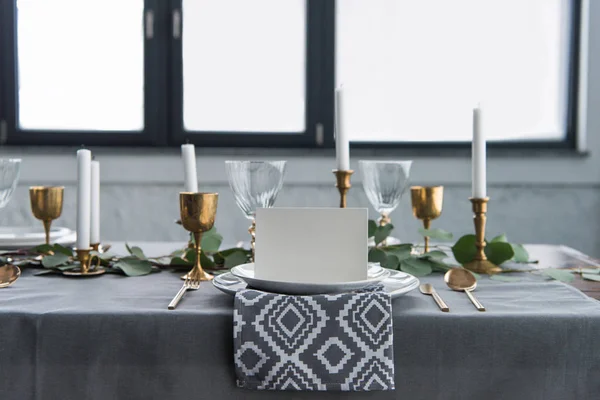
168 277 200 310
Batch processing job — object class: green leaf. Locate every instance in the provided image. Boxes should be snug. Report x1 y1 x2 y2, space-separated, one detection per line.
452 235 478 264
57 264 78 271
368 220 378 238
201 227 223 253
374 224 394 245
490 234 508 243
200 251 216 269
129 246 146 260
421 250 448 260
170 257 192 266
381 255 400 270
485 242 514 266
125 243 133 254
224 250 249 269
170 249 186 258
418 228 453 241
185 248 197 264
582 274 600 282
34 244 55 254
511 244 529 263
41 253 71 268
489 274 522 282
53 244 74 257
540 268 574 283
427 259 453 272
368 248 387 264
113 257 153 276
383 244 412 261
400 257 433 276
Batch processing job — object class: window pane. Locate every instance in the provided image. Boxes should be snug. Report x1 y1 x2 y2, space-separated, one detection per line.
17 0 144 131
183 0 306 133
336 0 571 142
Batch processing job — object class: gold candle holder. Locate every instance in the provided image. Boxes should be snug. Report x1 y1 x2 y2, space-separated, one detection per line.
29 186 64 245
63 248 106 277
464 197 502 274
179 192 219 281
333 170 354 208
411 186 444 253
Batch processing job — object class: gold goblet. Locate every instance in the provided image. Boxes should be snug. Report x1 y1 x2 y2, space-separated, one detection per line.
29 186 65 245
411 186 444 253
179 192 218 281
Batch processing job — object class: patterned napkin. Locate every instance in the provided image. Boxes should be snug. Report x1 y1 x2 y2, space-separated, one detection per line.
233 285 395 391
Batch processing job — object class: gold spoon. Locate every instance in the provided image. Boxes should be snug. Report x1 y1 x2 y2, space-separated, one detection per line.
0 265 21 288
444 268 485 311
419 283 449 312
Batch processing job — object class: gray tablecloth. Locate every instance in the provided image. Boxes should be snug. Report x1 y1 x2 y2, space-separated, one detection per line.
1 243 599 400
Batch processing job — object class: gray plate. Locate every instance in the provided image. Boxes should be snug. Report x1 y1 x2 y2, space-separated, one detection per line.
214 268 419 299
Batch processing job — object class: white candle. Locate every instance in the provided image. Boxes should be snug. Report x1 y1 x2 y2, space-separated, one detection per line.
76 149 92 249
472 107 487 198
181 144 198 192
90 160 100 245
335 87 350 171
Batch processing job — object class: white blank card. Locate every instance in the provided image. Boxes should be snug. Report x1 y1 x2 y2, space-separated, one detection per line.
254 208 368 284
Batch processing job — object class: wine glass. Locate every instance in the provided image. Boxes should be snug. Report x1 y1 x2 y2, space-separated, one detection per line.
225 161 287 261
359 160 412 242
0 159 22 210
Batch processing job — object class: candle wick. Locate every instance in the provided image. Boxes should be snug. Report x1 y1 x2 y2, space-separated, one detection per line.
185 138 190 144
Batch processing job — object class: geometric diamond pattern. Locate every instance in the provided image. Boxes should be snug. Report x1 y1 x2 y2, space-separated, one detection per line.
315 337 352 373
234 285 394 391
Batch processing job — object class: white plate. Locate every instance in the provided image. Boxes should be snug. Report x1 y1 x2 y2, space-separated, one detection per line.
0 227 76 250
230 262 391 295
214 269 419 299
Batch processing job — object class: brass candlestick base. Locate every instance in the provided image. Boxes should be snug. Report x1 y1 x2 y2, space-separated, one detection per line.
411 186 444 253
179 192 219 282
333 169 354 208
464 197 502 274
91 243 101 269
63 248 106 277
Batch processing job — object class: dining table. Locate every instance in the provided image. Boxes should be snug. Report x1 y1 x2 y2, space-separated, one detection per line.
0 242 599 400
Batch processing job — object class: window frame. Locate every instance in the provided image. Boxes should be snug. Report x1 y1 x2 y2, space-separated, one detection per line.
0 0 168 146
169 0 330 148
0 0 581 150
334 0 582 151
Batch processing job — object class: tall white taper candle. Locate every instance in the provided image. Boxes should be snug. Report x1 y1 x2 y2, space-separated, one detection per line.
181 144 198 192
472 107 486 198
335 87 350 170
76 149 92 249
90 160 100 244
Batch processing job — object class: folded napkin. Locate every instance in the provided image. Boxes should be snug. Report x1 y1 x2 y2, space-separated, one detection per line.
233 285 395 391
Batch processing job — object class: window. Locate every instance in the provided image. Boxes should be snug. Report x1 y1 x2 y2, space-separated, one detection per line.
336 0 578 144
0 0 580 148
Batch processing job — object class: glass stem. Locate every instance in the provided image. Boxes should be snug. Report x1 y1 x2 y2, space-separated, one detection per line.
423 218 431 253
43 220 52 245
194 231 203 273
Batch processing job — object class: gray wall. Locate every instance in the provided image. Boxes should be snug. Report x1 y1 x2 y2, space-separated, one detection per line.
1 1 599 256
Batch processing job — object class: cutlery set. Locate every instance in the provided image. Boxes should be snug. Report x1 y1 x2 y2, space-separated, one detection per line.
420 268 486 312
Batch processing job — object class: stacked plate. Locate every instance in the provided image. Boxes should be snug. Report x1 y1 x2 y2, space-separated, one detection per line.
213 262 419 299
0 227 77 250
